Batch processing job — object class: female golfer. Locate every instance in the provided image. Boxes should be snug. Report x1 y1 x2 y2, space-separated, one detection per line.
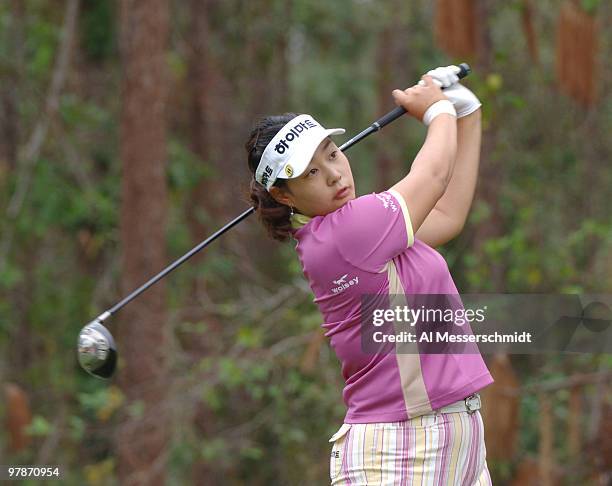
245 67 492 485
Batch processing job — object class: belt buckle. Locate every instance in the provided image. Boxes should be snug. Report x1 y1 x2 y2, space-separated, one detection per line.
464 394 480 414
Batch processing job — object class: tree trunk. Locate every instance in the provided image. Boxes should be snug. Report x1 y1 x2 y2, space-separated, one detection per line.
434 0 478 59
479 354 520 461
185 2 226 482
375 1 412 191
184 4 293 481
116 1 170 485
240 0 292 282
0 0 23 176
555 0 599 107
469 0 506 290
521 0 539 64
375 25 396 191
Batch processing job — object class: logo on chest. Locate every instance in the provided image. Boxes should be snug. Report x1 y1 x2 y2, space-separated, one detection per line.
331 273 359 294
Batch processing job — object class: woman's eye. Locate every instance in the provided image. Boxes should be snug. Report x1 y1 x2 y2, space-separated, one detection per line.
330 151 337 159
308 168 318 176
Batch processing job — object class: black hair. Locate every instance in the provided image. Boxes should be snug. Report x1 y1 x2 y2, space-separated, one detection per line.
244 113 299 242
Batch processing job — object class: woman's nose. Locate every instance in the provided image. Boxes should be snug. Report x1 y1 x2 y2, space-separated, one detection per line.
328 168 342 185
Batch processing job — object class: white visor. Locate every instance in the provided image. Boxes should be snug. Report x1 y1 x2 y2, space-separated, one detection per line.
255 114 345 191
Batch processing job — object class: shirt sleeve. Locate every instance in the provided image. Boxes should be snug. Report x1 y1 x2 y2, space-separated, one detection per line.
331 189 414 273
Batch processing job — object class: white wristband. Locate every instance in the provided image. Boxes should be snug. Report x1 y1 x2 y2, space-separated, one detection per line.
422 100 456 126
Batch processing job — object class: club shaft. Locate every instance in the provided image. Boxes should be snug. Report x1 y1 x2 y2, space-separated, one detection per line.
340 63 471 151
103 206 255 320
99 63 471 321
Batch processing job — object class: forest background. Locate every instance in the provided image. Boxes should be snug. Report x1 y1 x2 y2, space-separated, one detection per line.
0 0 610 485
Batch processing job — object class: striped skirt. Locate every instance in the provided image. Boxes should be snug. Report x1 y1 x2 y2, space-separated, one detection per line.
329 410 491 485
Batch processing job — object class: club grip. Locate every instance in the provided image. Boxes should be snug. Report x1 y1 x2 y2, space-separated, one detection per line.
374 63 471 130
456 62 471 80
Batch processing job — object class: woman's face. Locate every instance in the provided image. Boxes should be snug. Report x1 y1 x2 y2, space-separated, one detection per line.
270 137 356 217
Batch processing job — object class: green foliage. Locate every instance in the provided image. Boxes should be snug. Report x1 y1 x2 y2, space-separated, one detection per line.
80 0 116 61
581 0 601 14
68 415 86 441
0 261 24 290
127 400 145 419
167 139 216 193
25 415 53 437
200 437 227 461
25 18 57 78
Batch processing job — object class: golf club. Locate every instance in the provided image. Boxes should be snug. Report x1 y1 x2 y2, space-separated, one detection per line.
77 63 472 379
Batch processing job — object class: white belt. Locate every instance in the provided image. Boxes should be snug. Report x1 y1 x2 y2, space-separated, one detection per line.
434 393 481 415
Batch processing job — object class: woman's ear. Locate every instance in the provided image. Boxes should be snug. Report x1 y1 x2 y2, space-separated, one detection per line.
269 186 293 207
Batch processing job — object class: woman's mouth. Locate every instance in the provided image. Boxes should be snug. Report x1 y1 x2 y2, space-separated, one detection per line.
334 187 350 200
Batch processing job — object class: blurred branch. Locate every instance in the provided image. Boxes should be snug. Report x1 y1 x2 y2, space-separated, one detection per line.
267 331 315 359
184 279 311 326
300 329 326 374
587 358 610 441
116 281 315 401
0 0 79 271
57 124 97 193
216 402 274 439
121 443 169 486
91 251 121 311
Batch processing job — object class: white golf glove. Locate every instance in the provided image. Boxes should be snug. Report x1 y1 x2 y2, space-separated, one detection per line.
417 65 481 117
418 65 461 89
442 83 482 118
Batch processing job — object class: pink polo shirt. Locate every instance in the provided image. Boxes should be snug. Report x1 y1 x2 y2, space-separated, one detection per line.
291 190 493 423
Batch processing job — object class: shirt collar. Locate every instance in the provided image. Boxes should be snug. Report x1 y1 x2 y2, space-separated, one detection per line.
290 212 312 230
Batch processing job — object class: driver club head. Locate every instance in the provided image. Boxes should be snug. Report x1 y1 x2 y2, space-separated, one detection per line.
77 321 117 379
